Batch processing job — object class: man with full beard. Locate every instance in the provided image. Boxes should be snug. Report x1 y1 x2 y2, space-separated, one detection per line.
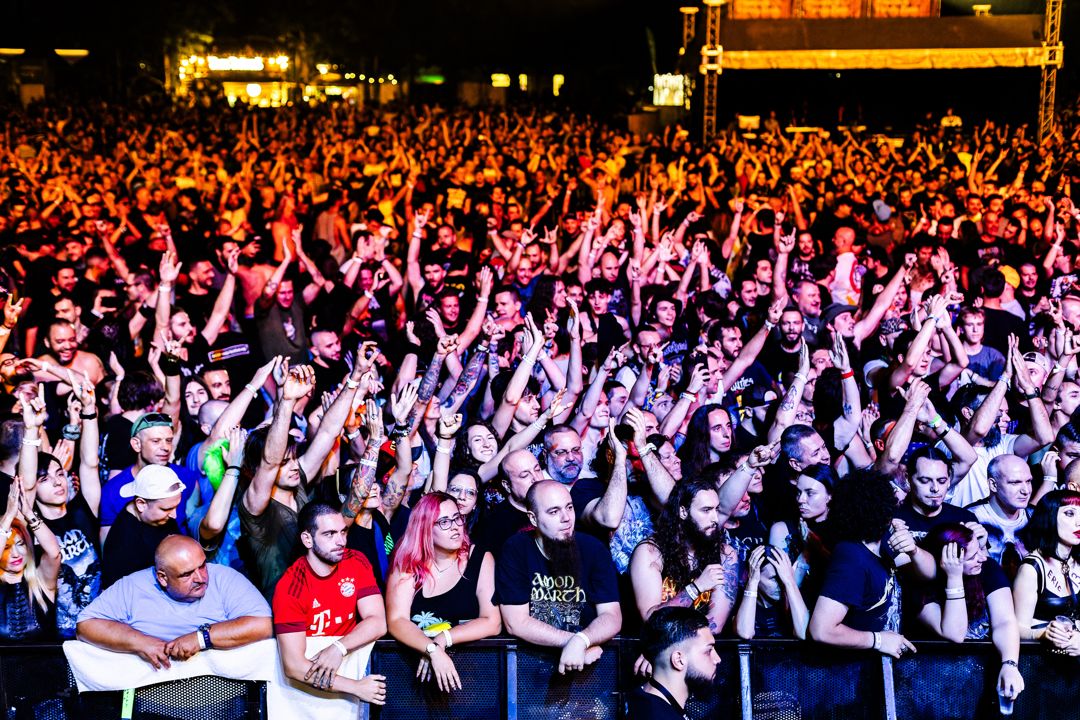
951 341 1053 508
626 607 721 720
495 480 621 675
628 477 742 636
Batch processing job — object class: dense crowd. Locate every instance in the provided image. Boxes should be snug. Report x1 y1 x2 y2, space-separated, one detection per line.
2 96 1080 715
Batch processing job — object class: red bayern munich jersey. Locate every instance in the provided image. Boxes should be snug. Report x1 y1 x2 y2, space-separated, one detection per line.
272 550 380 637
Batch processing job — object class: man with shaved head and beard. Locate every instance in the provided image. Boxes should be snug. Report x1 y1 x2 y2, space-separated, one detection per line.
76 535 272 670
496 480 621 676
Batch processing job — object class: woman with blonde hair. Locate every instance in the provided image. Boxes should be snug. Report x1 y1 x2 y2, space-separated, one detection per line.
0 477 61 640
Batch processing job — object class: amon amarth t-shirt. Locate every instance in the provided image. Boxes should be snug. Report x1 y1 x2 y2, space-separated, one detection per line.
494 532 619 632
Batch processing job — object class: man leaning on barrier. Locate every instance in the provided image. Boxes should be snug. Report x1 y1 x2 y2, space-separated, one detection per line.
496 480 621 675
75 535 273 669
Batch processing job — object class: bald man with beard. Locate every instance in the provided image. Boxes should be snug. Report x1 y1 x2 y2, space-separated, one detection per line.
496 480 621 676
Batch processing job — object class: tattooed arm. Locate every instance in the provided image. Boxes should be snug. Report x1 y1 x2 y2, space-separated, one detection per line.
442 347 488 415
629 542 695 620
405 335 456 435
382 424 415 520
767 372 809 445
342 404 385 520
703 544 740 636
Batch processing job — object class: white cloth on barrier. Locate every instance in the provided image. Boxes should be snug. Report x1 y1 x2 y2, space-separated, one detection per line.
63 637 372 720
266 635 374 720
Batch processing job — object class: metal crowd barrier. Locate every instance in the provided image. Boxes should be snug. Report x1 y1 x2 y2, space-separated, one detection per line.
0 639 1072 720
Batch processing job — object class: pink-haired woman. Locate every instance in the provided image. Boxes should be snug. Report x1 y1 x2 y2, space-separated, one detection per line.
385 492 501 692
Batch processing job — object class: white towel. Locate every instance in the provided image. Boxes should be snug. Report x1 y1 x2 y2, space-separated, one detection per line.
63 637 373 720
62 638 279 692
266 636 374 720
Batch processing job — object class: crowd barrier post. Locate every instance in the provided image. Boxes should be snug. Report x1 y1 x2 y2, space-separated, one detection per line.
882 656 897 720
506 641 518 720
739 644 753 720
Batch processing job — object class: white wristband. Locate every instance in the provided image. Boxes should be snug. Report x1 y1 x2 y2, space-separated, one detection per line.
332 639 348 656
573 631 591 648
441 629 453 648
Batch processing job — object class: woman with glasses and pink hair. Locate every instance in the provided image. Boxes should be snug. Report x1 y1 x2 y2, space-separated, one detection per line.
385 492 501 693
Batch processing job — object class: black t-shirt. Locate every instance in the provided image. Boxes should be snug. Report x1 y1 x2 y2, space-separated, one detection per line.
981 307 1031 355
625 687 687 720
494 531 619 633
477 500 533 558
101 509 179 589
410 546 488 630
102 415 135 474
894 502 977 544
41 493 102 639
819 541 901 633
346 509 411 593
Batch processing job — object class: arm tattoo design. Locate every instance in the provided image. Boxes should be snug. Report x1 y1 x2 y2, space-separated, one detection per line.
720 549 739 605
417 354 445 404
342 449 379 519
452 348 487 398
779 383 799 412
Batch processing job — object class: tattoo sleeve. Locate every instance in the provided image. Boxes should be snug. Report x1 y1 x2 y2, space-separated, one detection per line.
342 448 379 519
451 348 487 399
778 382 800 412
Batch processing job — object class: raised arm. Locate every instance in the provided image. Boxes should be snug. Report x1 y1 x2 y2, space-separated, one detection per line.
492 317 544 437
202 249 239 346
299 359 369 480
243 364 312 517
200 427 248 541
578 424 629 531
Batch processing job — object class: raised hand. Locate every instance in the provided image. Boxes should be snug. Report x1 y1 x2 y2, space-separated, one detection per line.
225 426 248 467
391 381 420 426
2 297 23 331
158 250 182 286
282 365 316 401
438 412 463 439
747 441 781 468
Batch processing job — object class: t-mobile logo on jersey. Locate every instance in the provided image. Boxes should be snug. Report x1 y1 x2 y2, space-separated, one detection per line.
309 608 332 635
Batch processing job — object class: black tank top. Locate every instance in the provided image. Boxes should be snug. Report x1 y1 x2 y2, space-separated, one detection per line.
1022 554 1079 623
409 548 486 630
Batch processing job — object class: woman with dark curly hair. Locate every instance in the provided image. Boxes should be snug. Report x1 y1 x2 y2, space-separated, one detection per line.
629 477 740 635
917 523 1023 703
808 468 919 659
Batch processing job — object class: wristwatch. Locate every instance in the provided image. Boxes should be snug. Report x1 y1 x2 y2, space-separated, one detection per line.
425 642 440 656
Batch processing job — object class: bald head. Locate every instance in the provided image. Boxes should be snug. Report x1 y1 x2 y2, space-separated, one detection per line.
501 449 543 503
154 535 210 602
198 399 228 428
525 480 576 543
834 227 856 252
987 454 1032 512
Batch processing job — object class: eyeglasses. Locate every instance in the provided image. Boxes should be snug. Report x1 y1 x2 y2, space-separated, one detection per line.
549 447 582 458
447 486 478 498
434 514 466 531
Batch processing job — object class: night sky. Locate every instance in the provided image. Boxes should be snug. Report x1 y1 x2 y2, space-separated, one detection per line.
1 0 1078 123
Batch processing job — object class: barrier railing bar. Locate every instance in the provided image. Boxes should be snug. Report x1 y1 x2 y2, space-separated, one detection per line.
506 642 518 720
881 656 897 720
738 643 753 720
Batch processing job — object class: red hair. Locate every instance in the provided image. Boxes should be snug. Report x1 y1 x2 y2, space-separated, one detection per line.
390 492 471 590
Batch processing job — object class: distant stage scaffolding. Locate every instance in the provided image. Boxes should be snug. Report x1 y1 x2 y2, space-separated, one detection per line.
678 0 1063 141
